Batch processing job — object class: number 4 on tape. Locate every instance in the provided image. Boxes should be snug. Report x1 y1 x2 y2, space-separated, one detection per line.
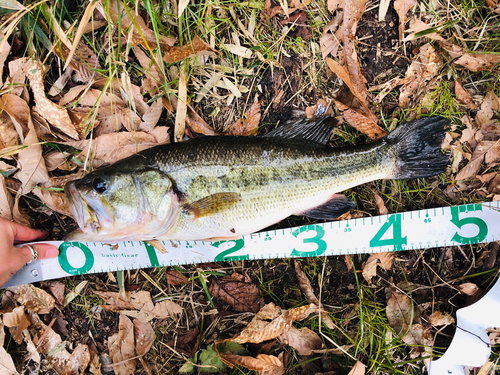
369 214 407 251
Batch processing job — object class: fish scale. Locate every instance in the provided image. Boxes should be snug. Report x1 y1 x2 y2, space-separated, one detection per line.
141 137 395 239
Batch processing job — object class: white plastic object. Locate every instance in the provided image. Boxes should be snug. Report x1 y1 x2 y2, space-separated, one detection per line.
428 276 500 374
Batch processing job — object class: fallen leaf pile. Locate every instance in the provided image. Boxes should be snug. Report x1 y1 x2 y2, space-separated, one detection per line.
0 283 184 375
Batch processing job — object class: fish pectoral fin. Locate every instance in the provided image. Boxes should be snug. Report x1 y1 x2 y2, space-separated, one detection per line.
298 194 356 219
186 192 242 218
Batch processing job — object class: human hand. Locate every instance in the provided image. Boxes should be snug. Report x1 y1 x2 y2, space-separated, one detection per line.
0 217 59 287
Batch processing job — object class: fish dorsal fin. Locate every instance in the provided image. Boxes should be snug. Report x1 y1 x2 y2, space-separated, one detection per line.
298 194 356 219
186 192 241 218
264 117 337 144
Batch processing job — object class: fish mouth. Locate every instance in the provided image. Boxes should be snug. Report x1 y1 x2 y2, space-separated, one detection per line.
65 181 86 230
64 181 102 234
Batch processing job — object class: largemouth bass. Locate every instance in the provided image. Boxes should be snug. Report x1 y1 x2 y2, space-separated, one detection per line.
64 116 449 241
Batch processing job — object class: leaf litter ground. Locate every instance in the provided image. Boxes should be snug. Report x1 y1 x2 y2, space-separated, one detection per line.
0 0 500 373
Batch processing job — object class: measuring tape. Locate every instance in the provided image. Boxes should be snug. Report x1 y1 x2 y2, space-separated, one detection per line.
5 201 500 287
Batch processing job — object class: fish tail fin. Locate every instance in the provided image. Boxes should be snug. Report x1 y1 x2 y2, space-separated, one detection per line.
387 116 449 180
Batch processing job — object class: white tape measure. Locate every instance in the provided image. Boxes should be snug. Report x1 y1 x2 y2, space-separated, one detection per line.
5 201 500 287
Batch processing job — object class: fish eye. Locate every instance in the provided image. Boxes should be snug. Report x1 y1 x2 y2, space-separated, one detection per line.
92 177 108 194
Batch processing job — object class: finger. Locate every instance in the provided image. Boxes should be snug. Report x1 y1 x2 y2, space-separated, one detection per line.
4 244 59 283
10 221 49 242
16 244 59 265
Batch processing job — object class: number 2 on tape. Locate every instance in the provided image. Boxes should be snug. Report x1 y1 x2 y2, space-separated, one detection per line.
213 240 249 261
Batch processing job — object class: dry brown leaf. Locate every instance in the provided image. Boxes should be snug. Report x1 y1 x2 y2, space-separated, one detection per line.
386 291 418 334
4 57 29 97
47 281 66 306
399 43 442 109
44 151 77 172
76 88 126 107
150 300 184 319
15 113 50 194
333 99 387 139
455 52 500 72
343 0 369 107
12 189 31 227
174 70 188 142
327 0 343 13
55 39 104 83
96 290 183 322
133 319 155 356
486 0 500 13
165 270 189 285
362 254 378 283
288 303 318 321
393 0 417 43
347 360 366 375
64 132 158 164
362 253 393 283
185 105 218 135
373 192 388 215
225 101 261 136
476 90 500 127
259 352 285 375
429 311 455 327
28 313 73 374
279 326 322 355
2 306 29 344
150 126 170 144
164 35 217 63
26 62 80 140
232 311 292 344
98 0 175 51
0 93 30 140
133 47 165 93
0 345 18 375
458 282 479 296
209 272 264 313
59 85 89 107
23 330 40 365
294 260 319 305
404 19 444 41
32 189 73 217
0 31 11 88
456 141 495 180
0 175 13 221
401 324 433 361
139 99 164 133
220 352 281 371
48 68 73 97
0 111 19 149
63 344 91 375
108 314 137 375
9 285 55 314
167 328 199 357
455 80 478 110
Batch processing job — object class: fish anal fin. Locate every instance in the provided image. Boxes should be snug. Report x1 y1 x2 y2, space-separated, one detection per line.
299 194 356 220
186 192 241 218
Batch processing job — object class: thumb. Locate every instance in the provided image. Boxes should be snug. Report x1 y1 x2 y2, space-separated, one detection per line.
0 244 59 288
11 243 59 271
